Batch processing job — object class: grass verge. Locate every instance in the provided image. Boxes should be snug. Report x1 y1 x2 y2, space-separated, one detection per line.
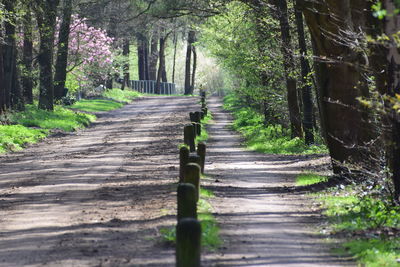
303 172 400 266
223 93 327 154
160 188 221 250
0 125 48 153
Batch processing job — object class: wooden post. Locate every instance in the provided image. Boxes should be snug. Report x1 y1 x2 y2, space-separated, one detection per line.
184 163 201 201
179 146 190 183
197 142 206 174
189 112 196 122
184 124 196 152
176 218 201 267
177 183 197 221
202 107 208 116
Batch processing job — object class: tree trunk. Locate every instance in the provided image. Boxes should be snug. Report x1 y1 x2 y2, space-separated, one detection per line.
273 0 303 139
301 0 375 176
294 0 314 145
36 0 60 110
121 39 130 90
184 31 195 95
191 45 197 94
172 32 178 83
22 9 34 104
137 34 146 80
0 40 5 113
149 32 159 81
54 0 72 100
160 37 168 83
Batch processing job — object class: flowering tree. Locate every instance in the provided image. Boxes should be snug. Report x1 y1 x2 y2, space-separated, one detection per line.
62 15 116 93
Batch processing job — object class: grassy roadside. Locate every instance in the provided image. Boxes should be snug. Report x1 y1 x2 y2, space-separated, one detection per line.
0 89 141 154
223 93 327 154
296 173 400 266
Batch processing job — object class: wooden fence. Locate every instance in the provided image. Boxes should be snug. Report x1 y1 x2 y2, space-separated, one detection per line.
130 80 177 95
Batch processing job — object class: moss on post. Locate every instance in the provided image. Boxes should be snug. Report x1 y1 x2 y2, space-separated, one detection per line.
179 146 190 183
176 218 201 267
184 124 196 152
177 183 197 221
184 162 201 201
197 142 206 174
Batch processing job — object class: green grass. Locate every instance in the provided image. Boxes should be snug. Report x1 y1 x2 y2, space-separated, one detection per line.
102 88 142 103
10 105 95 131
160 187 221 250
296 173 328 186
314 184 400 266
223 93 327 154
70 99 124 112
0 125 48 153
196 112 213 144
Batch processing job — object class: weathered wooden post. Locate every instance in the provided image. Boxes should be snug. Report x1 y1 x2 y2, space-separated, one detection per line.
184 124 196 152
176 218 201 267
188 154 202 168
197 142 206 174
194 112 202 136
179 146 190 183
177 183 197 221
202 107 208 116
184 163 201 201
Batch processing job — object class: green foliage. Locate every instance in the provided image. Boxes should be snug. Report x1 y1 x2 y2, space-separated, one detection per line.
70 99 124 112
196 112 213 144
159 187 221 250
296 173 327 186
10 105 95 132
340 238 400 267
224 93 327 154
0 125 48 154
315 184 400 266
102 88 142 103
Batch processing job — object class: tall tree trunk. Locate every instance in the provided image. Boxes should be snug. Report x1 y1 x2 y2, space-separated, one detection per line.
301 0 375 176
172 32 178 83
35 0 59 110
184 30 195 95
137 34 145 80
54 0 73 100
274 0 303 139
294 0 314 145
3 0 17 110
144 37 150 80
191 45 197 94
121 39 130 90
149 31 159 81
22 9 34 104
160 37 168 83
0 40 5 113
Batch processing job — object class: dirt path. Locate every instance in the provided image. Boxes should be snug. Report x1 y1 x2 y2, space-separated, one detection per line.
202 97 353 266
0 96 199 267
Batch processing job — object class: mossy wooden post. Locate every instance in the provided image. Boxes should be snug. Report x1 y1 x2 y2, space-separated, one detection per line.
202 107 208 116
189 112 196 122
192 122 199 137
176 218 201 267
194 112 202 136
184 163 201 201
197 142 206 174
179 146 190 183
177 183 197 221
184 124 196 152
188 154 201 168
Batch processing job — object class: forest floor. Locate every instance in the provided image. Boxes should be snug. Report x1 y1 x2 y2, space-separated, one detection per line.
0 96 353 266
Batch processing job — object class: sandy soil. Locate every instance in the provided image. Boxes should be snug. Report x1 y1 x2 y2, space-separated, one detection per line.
0 96 198 267
202 97 354 266
0 95 353 267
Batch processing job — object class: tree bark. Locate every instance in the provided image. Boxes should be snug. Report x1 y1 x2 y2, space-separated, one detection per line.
294 0 314 144
273 0 303 139
184 31 195 95
121 39 130 90
137 33 149 80
301 0 375 176
149 31 159 81
191 45 197 94
36 0 60 110
22 9 34 104
54 0 73 100
0 39 5 113
156 33 170 94
172 32 178 83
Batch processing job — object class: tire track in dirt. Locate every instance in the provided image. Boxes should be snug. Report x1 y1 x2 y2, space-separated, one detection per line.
202 97 353 266
0 96 198 267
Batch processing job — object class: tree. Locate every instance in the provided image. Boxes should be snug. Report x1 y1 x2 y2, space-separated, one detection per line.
149 29 159 81
22 8 34 104
35 0 60 110
54 0 73 100
184 30 196 95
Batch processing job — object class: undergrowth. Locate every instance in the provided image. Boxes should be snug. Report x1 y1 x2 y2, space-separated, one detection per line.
223 93 327 154
305 173 400 266
0 125 48 153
